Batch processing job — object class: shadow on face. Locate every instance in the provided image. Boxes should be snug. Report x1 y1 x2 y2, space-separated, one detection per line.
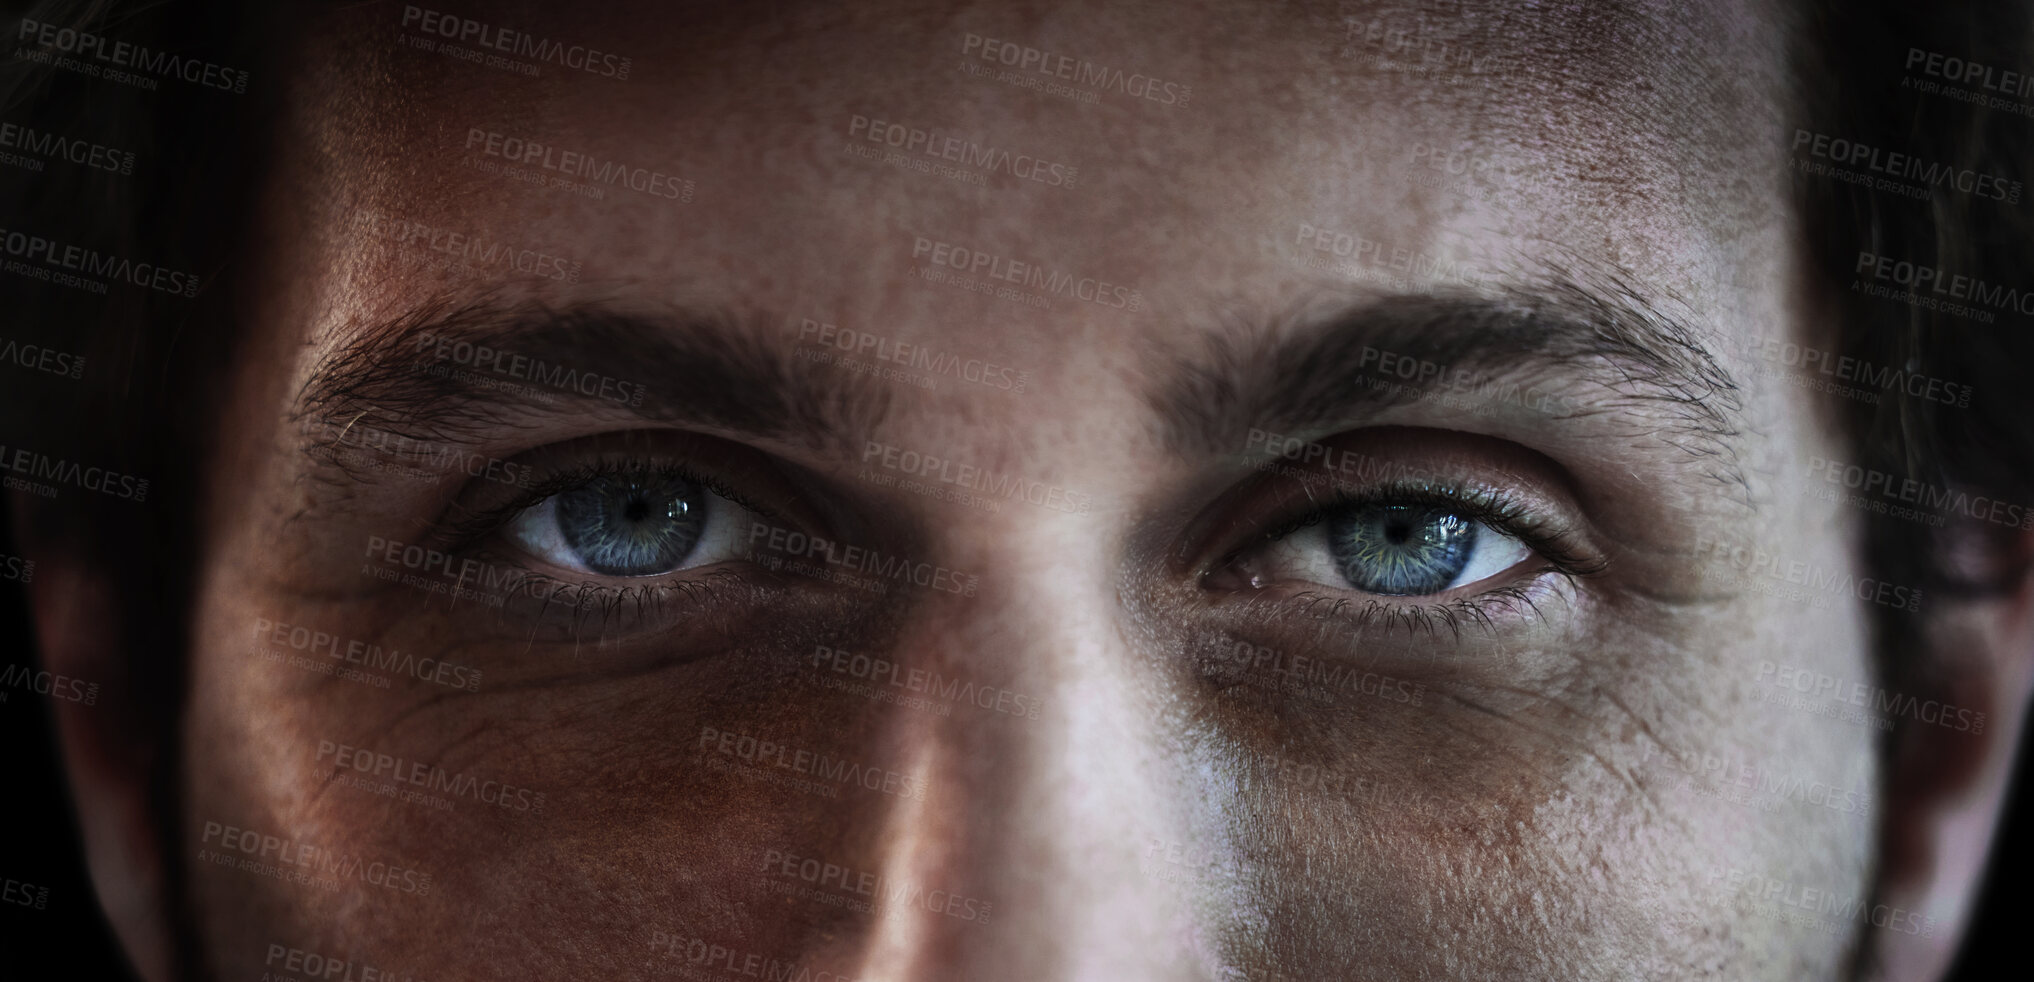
21 1 2030 981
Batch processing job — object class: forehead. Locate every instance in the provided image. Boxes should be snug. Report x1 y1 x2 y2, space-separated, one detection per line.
277 0 1795 371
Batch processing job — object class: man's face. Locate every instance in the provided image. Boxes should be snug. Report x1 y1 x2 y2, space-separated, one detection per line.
182 0 1886 978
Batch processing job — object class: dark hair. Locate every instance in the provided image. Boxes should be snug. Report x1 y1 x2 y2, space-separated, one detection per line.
1792 1 2034 663
1 1 2029 978
0 2 290 976
1786 6 2034 974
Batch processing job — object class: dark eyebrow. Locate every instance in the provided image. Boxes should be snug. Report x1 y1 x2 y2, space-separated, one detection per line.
1151 274 1751 493
291 297 893 457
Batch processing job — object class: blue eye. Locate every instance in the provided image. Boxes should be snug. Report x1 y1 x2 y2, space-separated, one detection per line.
1326 505 1477 595
1240 499 1531 598
553 474 705 575
503 467 759 577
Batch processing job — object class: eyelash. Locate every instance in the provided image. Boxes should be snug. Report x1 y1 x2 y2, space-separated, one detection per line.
421 458 783 632
414 445 1603 642
1208 476 1606 638
433 458 766 547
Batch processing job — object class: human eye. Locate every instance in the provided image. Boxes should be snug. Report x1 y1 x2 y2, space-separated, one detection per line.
417 429 835 638
1225 488 1538 597
500 461 756 577
1196 434 1606 636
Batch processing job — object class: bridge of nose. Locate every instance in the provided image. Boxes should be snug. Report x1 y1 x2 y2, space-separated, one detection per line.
832 506 1238 982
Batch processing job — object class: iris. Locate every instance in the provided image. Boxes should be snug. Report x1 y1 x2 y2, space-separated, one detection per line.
1325 504 1477 595
553 473 706 576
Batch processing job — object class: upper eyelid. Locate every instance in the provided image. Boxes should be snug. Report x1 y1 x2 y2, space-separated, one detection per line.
1224 479 1551 565
1198 446 1614 603
440 543 772 640
424 454 779 559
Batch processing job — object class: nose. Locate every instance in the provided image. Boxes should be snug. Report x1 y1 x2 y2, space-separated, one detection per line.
847 512 1232 982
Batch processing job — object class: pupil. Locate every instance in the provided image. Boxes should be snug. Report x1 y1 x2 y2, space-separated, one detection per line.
1325 504 1477 596
555 473 706 576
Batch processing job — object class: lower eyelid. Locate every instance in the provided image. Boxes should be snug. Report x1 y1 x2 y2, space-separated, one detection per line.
1218 564 1579 647
438 552 772 642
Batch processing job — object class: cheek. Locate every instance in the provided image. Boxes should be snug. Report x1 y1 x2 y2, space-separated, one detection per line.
1197 575 1879 975
183 559 923 977
181 498 1882 982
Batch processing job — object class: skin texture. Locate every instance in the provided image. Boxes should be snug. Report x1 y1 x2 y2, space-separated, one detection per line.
23 1 2034 980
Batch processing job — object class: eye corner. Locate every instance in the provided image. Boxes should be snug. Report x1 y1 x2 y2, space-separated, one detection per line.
1190 449 1602 632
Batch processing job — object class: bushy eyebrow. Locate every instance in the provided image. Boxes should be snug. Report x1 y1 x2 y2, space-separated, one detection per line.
290 296 895 458
293 275 1748 497
1148 272 1750 494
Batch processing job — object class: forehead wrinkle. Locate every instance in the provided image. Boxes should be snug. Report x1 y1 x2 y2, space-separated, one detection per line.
1295 0 1792 220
